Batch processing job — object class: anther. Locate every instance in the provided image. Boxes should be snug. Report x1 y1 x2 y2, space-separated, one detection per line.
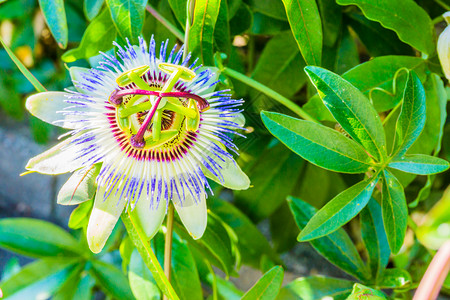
129 97 162 148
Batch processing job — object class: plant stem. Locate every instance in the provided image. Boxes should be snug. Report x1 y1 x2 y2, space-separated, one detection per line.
435 0 450 11
222 67 319 123
163 203 175 300
121 211 180 300
146 4 184 41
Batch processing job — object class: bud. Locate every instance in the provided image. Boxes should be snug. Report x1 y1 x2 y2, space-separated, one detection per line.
438 12 450 80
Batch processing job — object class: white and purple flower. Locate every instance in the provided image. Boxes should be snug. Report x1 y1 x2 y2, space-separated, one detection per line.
25 36 250 253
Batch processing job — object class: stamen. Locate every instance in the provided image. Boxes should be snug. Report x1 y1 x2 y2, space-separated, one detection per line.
130 97 162 148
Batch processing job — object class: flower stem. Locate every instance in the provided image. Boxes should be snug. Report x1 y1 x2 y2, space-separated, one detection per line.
121 211 180 300
163 203 175 300
146 4 184 41
222 67 319 123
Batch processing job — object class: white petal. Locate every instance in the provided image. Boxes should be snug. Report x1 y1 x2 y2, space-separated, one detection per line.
87 184 127 253
173 192 207 240
130 192 167 240
25 132 88 175
57 164 101 205
26 91 89 129
202 153 250 190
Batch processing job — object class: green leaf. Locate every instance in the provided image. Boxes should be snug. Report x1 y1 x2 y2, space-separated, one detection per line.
250 12 288 35
57 164 101 205
250 31 307 102
305 66 386 161
168 0 186 28
336 0 435 55
360 198 390 281
68 200 94 230
277 276 354 300
229 3 253 36
52 264 85 300
317 0 342 47
346 283 387 300
381 169 407 254
0 218 83 258
38 0 68 48
246 0 287 21
129 250 161 300
210 198 280 269
261 111 373 173
241 266 283 300
298 177 378 241
393 71 426 157
1 258 21 281
106 0 147 44
281 0 322 65
90 260 135 300
389 154 450 175
214 0 231 56
0 258 79 299
235 143 304 221
288 197 369 280
188 0 221 66
378 268 412 289
62 9 116 63
84 0 105 20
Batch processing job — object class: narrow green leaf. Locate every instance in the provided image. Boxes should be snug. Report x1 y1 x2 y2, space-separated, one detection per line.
298 177 378 241
62 9 116 63
68 200 94 230
52 264 85 300
241 266 283 300
188 0 221 66
106 0 146 44
288 197 369 280
277 276 354 300
336 0 435 55
90 260 135 300
129 250 161 300
0 258 79 299
0 37 46 93
38 0 68 48
305 66 386 161
360 198 390 280
393 71 426 157
389 154 449 175
281 0 322 65
84 0 105 21
0 218 84 258
261 111 373 173
317 0 342 47
381 170 407 254
214 0 231 55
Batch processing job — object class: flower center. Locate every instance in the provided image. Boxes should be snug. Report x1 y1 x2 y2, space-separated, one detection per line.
109 64 209 150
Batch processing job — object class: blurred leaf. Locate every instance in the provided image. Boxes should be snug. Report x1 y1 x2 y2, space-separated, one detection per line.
168 0 186 27
346 283 386 300
0 218 84 258
381 170 407 254
69 200 94 230
0 70 22 119
389 154 449 175
251 31 307 102
393 71 426 157
129 250 161 300
52 263 85 300
175 212 237 276
305 66 386 162
0 258 79 299
378 268 412 289
62 9 116 62
281 0 322 65
332 26 359 75
246 0 287 21
84 0 105 20
277 276 354 300
336 0 435 55
347 12 413 57
261 111 373 173
270 202 299 253
1 258 21 282
38 0 68 48
142 1 179 43
250 12 288 35
317 0 342 47
106 0 147 44
90 260 135 299
288 197 369 281
188 0 221 66
242 266 283 300
416 187 450 250
235 143 304 221
0 0 35 20
214 0 231 55
360 198 390 281
210 198 280 268
29 116 52 144
71 273 95 300
230 3 253 36
298 177 378 241
120 235 134 273
57 164 101 205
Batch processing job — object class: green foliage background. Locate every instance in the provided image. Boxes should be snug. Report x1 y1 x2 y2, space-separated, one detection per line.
0 0 449 299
